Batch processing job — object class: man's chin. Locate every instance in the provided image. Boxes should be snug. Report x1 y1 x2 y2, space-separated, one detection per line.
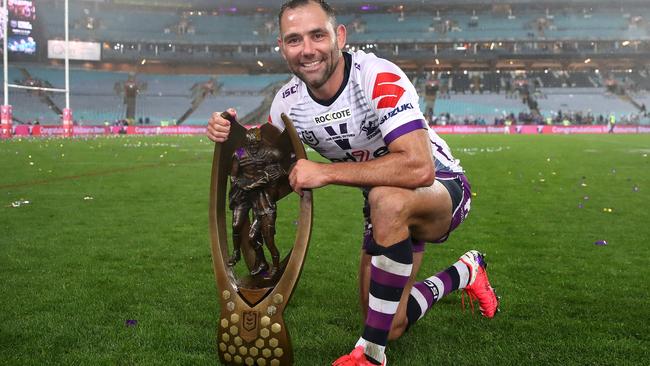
297 73 326 90
306 78 327 90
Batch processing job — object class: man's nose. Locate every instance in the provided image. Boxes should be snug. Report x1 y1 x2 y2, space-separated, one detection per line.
302 38 315 55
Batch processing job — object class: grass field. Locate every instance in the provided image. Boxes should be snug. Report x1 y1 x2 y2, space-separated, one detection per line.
1 134 649 365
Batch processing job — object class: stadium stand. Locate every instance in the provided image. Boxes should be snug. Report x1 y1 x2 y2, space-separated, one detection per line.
2 65 289 125
433 93 529 121
39 2 650 50
539 88 641 117
3 0 650 127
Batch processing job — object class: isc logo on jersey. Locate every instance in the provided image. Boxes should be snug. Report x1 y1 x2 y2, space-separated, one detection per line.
282 83 300 98
313 108 352 125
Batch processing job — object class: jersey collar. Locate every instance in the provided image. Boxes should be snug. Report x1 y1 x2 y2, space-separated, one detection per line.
307 52 352 107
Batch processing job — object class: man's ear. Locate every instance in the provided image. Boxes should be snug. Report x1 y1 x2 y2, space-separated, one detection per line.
336 24 347 50
277 37 287 60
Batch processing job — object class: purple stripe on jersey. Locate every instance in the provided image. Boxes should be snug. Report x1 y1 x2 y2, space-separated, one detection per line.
384 119 426 145
431 141 453 162
366 308 394 331
435 170 469 185
437 270 454 297
450 173 470 232
371 264 410 288
413 282 434 307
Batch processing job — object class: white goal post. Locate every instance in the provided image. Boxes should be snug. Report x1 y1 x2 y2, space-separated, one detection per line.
2 0 71 136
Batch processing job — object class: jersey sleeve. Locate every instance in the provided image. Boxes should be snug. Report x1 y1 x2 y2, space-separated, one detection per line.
268 79 304 133
361 57 426 146
267 91 287 133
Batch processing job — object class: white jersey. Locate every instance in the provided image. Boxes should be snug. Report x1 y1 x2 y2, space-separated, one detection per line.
268 50 463 175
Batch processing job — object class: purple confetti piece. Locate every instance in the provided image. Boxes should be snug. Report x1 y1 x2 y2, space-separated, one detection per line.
125 319 138 327
578 203 584 209
594 240 608 246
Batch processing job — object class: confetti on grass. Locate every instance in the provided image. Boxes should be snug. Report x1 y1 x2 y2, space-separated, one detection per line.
9 199 30 208
594 240 608 246
125 319 138 327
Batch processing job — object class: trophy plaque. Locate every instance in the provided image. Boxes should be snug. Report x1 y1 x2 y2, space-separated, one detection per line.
209 112 312 366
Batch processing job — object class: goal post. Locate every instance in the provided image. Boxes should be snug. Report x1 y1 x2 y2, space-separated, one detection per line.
2 0 71 138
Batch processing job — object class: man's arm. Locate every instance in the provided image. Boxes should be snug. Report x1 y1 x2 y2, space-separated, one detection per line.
289 129 434 195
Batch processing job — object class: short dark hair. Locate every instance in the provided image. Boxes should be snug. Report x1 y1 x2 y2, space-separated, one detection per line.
278 0 337 29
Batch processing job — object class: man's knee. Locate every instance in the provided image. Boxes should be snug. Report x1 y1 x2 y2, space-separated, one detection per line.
367 186 408 223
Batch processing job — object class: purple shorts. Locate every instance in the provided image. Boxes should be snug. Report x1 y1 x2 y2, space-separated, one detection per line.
362 171 472 253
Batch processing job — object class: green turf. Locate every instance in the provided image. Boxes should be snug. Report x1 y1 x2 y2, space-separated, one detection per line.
1 134 649 365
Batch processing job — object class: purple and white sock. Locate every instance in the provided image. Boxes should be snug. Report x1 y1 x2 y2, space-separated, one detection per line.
405 259 471 327
361 237 413 364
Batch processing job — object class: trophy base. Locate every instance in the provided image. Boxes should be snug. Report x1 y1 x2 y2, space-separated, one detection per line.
217 289 293 365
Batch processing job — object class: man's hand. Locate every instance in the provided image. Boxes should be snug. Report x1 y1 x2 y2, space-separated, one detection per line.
207 108 236 143
288 159 329 196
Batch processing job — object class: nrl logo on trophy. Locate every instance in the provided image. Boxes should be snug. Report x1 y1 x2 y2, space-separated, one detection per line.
209 112 312 365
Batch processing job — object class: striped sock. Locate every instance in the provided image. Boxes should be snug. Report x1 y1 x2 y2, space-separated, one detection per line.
405 259 471 328
361 237 413 364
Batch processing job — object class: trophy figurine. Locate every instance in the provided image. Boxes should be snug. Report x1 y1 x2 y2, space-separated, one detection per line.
228 127 285 278
209 112 312 366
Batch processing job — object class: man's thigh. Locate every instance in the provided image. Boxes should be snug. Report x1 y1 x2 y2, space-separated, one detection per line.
368 180 453 244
